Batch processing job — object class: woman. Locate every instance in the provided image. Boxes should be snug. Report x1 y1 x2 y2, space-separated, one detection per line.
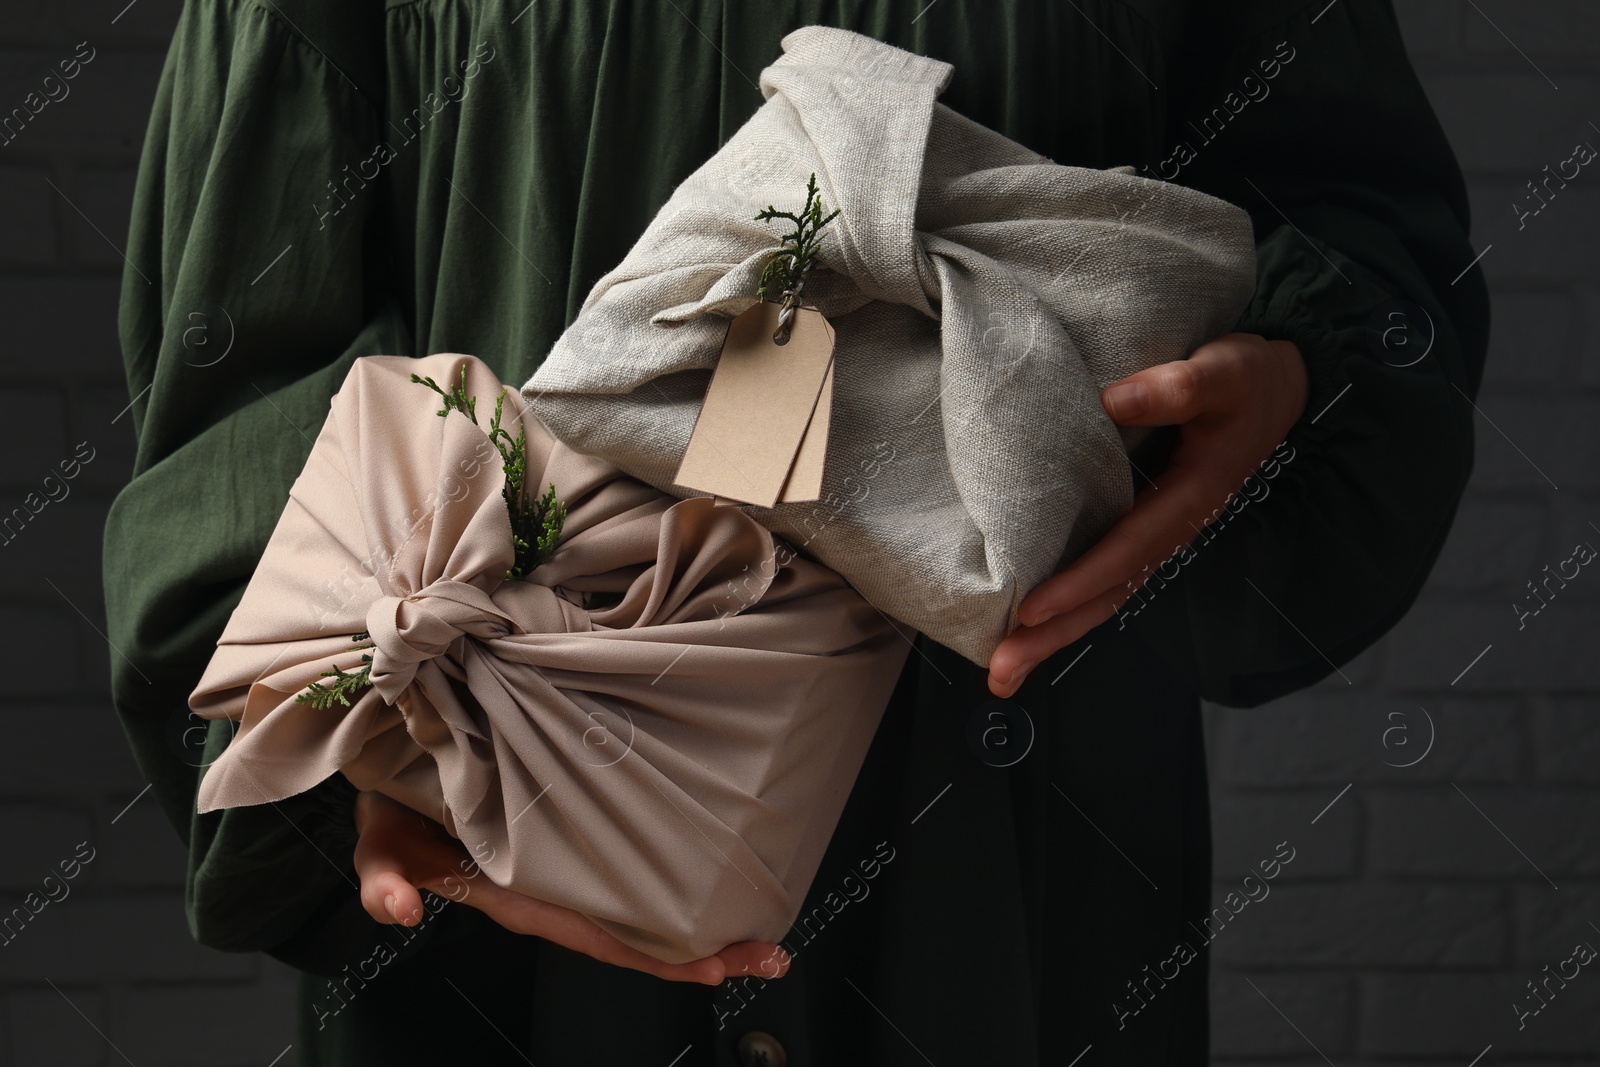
105 1 1487 1063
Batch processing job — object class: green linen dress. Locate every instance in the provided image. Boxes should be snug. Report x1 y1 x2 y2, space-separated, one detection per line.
104 1 1488 1063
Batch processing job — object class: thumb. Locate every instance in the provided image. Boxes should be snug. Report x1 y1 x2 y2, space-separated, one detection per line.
1102 343 1250 426
353 833 428 926
359 865 426 927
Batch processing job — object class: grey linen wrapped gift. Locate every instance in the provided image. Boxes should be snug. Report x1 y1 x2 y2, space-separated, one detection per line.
523 25 1257 665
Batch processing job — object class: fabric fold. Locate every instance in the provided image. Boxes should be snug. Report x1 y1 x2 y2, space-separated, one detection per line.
190 352 909 963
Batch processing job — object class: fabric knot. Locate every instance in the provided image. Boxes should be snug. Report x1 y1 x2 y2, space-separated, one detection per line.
365 579 514 703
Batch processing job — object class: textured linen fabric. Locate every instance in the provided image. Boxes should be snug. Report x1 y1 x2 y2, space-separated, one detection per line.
104 2 1489 1064
188 351 909 963
526 26 1257 664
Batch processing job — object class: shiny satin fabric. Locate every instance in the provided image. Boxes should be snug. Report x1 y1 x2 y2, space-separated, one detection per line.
189 352 910 963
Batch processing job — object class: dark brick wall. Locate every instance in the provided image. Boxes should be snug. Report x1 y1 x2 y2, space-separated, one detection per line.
1206 4 1600 1063
0 2 303 1065
0 1 1593 1064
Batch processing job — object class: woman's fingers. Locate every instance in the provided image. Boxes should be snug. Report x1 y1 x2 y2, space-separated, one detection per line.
1101 340 1249 426
452 877 733 985
350 789 795 985
990 463 1240 694
718 941 792 980
352 825 430 927
359 864 427 927
1012 343 1249 626
353 791 466 927
452 878 790 984
1015 469 1222 629
987 334 1309 696
988 592 1125 698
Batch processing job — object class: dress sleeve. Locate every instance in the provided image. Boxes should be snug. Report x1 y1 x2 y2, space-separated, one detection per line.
1124 0 1491 706
104 0 410 972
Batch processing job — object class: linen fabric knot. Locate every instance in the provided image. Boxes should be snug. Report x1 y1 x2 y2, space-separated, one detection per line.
522 24 1259 664
189 352 910 963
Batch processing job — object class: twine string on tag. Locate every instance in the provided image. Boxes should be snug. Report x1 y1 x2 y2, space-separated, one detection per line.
755 172 839 346
773 281 804 346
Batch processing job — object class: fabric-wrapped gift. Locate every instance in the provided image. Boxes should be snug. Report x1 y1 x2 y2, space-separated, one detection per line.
522 24 1259 665
188 352 910 964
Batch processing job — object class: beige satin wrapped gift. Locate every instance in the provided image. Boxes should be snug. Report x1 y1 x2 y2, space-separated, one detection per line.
189 352 910 964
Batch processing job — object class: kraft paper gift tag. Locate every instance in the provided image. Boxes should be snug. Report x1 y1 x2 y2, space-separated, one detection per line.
673 300 835 508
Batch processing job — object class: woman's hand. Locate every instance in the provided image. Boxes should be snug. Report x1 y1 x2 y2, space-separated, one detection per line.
351 790 791 985
986 332 1309 697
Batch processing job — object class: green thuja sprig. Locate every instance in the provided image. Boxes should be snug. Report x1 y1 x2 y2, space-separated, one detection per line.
754 172 841 301
298 369 569 710
414 365 478 422
411 368 568 580
296 632 374 708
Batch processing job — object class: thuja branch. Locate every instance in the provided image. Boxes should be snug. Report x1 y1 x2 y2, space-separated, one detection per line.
296 632 374 709
410 367 568 580
412 366 478 423
754 172 841 301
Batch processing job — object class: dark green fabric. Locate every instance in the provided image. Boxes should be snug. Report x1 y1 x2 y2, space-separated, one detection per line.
105 1 1487 1063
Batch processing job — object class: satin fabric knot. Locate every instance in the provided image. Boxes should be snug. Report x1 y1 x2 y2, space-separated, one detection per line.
365 579 515 704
